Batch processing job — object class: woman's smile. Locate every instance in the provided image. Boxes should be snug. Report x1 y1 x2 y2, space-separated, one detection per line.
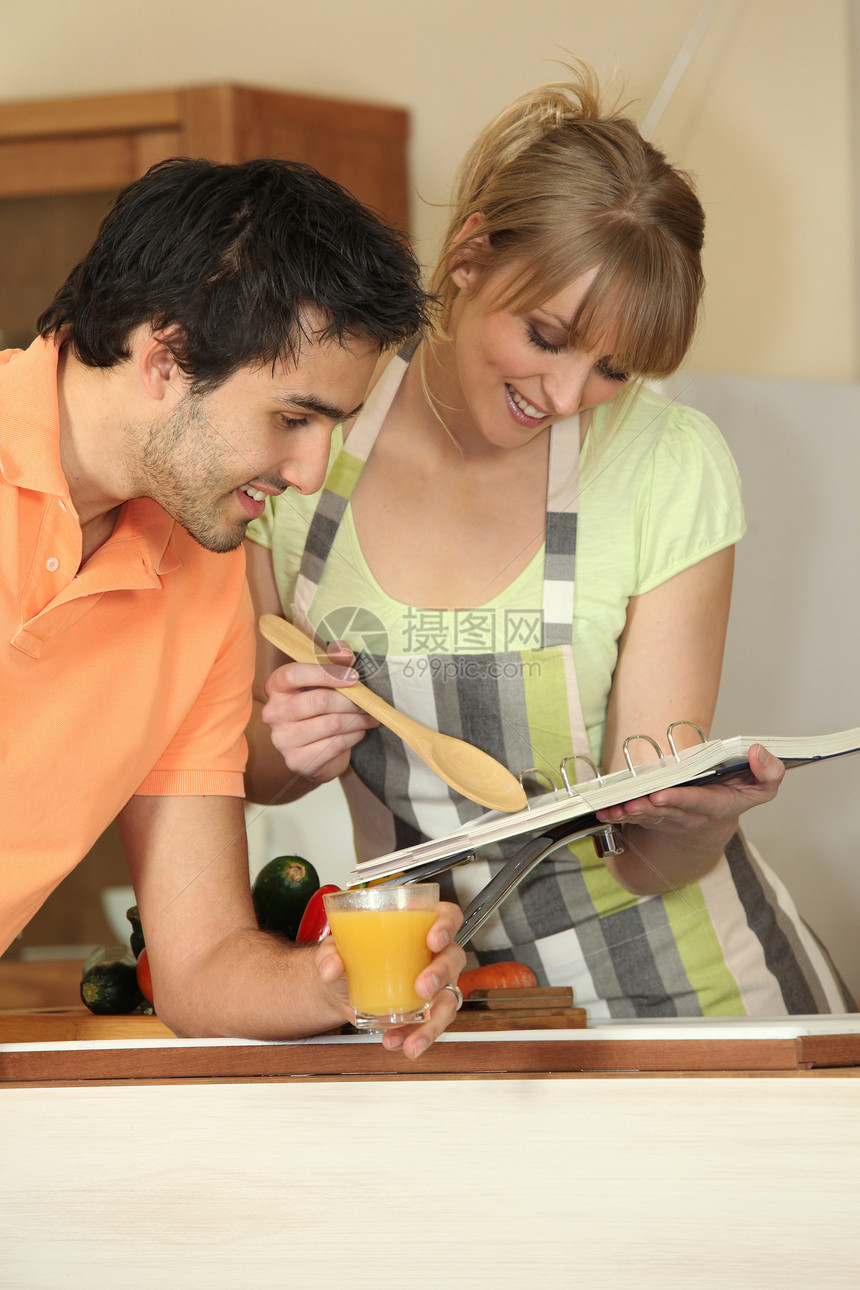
506 383 549 426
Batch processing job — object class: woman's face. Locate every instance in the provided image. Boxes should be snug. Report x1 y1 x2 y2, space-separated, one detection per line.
448 260 629 450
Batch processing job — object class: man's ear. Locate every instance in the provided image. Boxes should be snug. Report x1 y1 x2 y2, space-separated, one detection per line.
449 212 488 292
138 329 185 401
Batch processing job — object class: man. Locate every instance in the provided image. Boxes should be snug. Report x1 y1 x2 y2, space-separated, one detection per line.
2 157 464 1055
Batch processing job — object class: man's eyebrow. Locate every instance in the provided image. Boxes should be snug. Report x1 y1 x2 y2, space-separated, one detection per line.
274 392 365 422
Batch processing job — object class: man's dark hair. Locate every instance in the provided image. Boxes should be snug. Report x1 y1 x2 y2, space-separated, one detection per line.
38 157 428 390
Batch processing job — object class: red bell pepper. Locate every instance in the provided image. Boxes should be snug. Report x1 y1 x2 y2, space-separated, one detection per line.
295 884 340 944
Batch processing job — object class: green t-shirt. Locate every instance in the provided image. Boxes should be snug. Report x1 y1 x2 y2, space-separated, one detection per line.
247 383 744 765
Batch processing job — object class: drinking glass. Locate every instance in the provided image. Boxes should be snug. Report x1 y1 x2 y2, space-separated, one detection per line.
323 884 440 1030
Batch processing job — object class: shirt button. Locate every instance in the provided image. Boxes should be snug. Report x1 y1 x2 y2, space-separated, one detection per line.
45 557 60 572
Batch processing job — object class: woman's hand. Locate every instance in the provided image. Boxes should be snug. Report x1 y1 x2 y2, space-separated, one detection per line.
314 901 467 1059
594 745 785 894
260 643 379 785
596 743 785 832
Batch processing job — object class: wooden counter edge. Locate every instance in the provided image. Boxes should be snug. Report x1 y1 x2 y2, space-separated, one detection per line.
2 1035 846 1084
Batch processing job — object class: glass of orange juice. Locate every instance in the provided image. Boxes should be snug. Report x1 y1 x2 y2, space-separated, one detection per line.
323 884 440 1031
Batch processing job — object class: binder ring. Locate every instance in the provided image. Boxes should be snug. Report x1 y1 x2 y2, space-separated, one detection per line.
517 767 560 805
622 734 665 775
666 720 707 760
559 753 603 795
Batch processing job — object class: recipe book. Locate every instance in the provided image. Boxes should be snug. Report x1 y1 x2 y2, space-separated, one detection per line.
347 724 860 885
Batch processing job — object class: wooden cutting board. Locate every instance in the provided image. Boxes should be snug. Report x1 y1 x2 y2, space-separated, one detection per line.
0 1007 175 1042
450 986 586 1031
0 988 585 1043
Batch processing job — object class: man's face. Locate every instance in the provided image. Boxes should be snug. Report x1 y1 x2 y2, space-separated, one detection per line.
140 331 379 553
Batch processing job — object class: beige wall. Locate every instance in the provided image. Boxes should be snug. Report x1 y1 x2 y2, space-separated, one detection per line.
1 0 854 380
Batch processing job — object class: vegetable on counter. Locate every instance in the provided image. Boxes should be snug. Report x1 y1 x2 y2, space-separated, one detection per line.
252 854 320 940
295 884 340 944
126 904 145 959
135 946 154 1006
457 961 538 1000
80 944 144 1015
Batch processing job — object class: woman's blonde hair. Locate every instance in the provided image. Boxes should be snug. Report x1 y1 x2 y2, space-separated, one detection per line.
428 65 705 379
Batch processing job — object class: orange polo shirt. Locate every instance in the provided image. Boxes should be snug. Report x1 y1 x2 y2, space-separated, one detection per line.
0 338 255 953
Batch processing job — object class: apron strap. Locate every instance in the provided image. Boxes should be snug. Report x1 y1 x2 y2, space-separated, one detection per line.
542 416 580 647
292 349 410 631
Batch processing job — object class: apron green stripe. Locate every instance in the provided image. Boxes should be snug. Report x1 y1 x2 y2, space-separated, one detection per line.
325 448 363 501
520 647 574 787
661 884 746 1015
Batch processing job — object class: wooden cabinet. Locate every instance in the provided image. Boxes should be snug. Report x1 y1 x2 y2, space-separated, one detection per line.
0 82 410 349
0 84 410 954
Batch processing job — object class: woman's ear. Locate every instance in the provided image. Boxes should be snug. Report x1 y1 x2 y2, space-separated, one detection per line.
449 212 488 292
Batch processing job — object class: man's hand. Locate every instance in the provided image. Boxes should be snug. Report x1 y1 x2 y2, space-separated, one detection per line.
315 901 467 1059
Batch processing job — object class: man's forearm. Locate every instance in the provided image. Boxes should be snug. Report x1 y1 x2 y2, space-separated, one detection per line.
149 926 351 1040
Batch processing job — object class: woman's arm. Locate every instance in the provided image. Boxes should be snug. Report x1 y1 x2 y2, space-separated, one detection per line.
596 546 784 894
243 539 377 805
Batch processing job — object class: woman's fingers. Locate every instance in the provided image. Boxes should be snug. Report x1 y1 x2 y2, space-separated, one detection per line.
260 660 378 780
595 746 788 834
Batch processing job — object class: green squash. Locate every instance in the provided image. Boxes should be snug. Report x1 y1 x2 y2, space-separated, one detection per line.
125 904 145 959
80 945 143 1015
252 855 320 940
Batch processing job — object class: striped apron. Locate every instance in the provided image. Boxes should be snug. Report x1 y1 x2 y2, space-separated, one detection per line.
291 348 856 1018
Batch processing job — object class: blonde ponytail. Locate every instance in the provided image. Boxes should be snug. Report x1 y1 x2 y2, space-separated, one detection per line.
428 63 704 380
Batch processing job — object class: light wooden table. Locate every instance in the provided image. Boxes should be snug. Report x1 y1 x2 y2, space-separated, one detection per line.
1 1015 859 1289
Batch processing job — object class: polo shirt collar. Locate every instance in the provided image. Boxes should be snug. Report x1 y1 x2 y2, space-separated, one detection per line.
0 336 181 577
0 337 70 498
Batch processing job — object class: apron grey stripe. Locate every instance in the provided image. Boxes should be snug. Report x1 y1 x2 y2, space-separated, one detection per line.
594 903 680 1017
493 661 539 780
545 513 577 560
303 495 348 563
496 855 579 944
725 832 822 1013
431 665 486 830
348 658 425 846
452 657 510 774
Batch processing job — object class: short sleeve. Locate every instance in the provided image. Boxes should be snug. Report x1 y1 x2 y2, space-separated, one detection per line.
136 579 256 797
633 404 745 595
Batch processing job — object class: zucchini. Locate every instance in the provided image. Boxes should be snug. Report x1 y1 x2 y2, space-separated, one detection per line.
252 855 320 940
125 904 145 959
80 944 143 1015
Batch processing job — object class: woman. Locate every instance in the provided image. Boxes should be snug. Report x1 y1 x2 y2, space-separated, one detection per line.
245 69 854 1018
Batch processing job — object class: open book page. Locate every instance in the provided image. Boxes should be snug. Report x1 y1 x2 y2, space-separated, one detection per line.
348 725 860 885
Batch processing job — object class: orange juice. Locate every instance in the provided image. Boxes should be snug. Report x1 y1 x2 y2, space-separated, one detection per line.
327 907 437 1019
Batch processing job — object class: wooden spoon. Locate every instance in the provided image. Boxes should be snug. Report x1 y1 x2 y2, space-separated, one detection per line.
258 614 527 813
